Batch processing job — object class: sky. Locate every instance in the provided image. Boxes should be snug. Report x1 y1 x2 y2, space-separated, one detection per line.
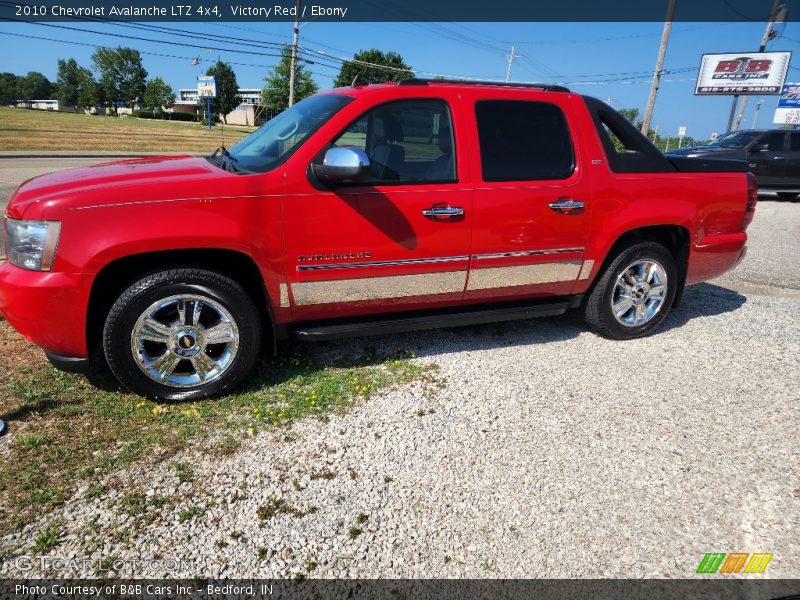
0 18 797 140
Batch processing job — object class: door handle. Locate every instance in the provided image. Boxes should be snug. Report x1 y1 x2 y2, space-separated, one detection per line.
549 198 585 215
422 206 464 218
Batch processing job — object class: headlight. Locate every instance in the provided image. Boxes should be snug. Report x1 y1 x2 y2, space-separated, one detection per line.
4 218 61 271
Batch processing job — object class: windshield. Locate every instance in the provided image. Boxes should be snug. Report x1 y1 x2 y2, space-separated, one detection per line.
223 94 352 173
708 130 762 149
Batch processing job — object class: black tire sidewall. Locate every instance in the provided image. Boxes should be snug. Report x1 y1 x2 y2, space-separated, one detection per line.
103 270 261 401
587 242 678 340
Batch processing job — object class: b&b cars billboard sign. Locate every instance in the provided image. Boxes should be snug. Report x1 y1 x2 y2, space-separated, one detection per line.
695 52 791 95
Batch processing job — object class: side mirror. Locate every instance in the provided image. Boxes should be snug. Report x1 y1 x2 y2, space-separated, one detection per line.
312 147 371 184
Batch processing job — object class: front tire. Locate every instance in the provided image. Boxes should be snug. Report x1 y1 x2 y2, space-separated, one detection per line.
103 269 261 401
584 242 677 340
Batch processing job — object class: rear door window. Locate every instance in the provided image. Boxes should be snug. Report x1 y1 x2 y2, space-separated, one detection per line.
475 100 574 181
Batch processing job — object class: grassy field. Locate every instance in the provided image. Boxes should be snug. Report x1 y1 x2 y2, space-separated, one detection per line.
0 319 438 537
0 107 253 152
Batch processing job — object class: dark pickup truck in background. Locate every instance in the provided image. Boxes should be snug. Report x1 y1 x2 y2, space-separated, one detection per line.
667 129 800 199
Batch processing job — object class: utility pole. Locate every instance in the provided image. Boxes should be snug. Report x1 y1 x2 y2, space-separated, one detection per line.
752 99 765 128
733 0 784 130
641 0 676 136
505 45 523 82
288 0 301 107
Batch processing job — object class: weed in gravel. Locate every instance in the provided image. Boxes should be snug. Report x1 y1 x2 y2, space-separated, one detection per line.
120 493 147 517
444 555 452 564
178 506 206 523
209 435 240 457
85 484 106 500
33 526 61 552
348 527 362 540
355 513 368 525
257 547 269 560
383 476 394 484
481 560 495 572
99 556 118 572
305 558 317 572
310 468 336 481
174 461 194 483
257 497 313 521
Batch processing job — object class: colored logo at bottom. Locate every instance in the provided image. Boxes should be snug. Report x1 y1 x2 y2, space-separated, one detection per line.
696 553 773 574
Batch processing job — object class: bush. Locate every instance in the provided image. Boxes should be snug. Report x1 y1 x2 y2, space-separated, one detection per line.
169 112 197 122
132 109 161 119
131 109 198 122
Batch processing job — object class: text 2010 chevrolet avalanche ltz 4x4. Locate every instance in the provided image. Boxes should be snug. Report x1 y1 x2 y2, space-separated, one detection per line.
0 79 756 400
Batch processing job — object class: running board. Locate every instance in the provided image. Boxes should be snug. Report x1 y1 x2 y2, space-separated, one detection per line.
290 296 581 342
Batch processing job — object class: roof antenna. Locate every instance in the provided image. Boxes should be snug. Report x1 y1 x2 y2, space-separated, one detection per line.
352 74 368 87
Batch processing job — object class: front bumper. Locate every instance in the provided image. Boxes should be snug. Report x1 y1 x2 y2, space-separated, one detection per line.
0 260 90 359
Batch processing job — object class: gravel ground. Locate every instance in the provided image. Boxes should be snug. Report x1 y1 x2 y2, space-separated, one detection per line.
0 197 798 579
1 285 797 579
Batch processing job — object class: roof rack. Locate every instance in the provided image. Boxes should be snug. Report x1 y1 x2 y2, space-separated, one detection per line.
397 78 570 92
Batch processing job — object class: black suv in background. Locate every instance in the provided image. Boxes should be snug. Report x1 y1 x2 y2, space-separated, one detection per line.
667 129 800 199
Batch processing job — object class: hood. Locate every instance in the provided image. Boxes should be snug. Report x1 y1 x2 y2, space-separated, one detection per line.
6 155 236 218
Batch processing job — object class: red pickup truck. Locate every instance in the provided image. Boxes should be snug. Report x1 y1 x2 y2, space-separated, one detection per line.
0 79 755 400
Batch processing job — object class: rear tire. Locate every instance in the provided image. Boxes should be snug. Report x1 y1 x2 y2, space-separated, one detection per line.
584 242 677 340
103 269 261 401
776 192 798 200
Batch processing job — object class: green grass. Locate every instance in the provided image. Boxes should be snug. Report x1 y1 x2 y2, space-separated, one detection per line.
0 107 252 152
33 525 61 552
0 325 437 537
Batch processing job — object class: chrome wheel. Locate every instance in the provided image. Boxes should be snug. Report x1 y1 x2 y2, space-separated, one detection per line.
611 259 668 328
131 294 240 388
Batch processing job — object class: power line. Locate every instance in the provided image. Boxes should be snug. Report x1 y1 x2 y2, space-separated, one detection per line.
0 18 412 77
506 23 734 45
0 30 334 79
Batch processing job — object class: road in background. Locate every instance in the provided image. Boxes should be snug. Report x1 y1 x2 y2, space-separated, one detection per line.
0 157 108 213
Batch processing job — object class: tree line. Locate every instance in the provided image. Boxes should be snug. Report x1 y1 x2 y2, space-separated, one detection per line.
617 107 708 151
0 47 718 147
0 45 412 120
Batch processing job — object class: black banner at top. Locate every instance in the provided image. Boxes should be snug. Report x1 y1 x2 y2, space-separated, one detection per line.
0 0 798 22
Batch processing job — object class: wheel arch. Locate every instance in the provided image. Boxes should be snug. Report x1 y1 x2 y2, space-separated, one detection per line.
589 224 691 307
86 248 273 356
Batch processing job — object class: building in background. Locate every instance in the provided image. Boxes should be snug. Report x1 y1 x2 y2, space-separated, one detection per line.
15 99 78 112
175 87 266 126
